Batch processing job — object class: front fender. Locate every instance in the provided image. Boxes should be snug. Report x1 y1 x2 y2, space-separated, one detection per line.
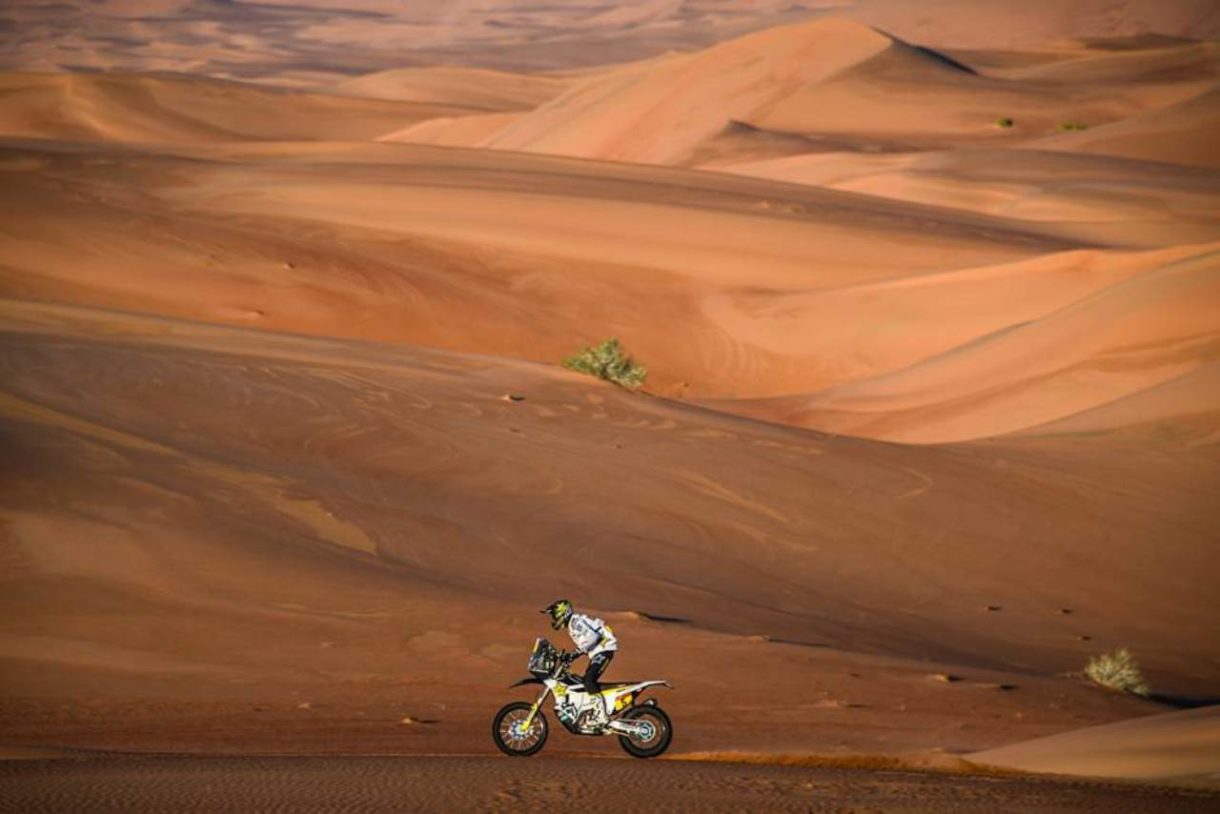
509 676 544 688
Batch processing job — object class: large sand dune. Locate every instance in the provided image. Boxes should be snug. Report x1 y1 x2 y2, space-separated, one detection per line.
4 133 1214 440
468 20 1218 168
2 299 1215 760
712 243 1220 442
480 18 904 163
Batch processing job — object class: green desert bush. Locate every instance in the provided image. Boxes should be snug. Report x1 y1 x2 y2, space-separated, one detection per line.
995 117 1014 128
1084 648 1150 697
1058 121 1089 131
562 338 647 389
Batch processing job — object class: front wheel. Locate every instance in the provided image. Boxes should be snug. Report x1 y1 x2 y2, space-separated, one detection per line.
492 702 549 757
618 704 672 758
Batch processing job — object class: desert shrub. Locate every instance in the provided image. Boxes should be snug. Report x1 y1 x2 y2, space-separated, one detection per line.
562 338 647 389
1084 648 1150 697
1058 121 1089 131
995 117 1014 128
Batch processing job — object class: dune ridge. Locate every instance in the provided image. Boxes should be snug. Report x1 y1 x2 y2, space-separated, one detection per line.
331 66 571 110
0 73 466 144
708 243 1220 442
720 149 1220 247
1027 86 1220 168
480 18 905 163
4 127 1214 441
458 20 1220 170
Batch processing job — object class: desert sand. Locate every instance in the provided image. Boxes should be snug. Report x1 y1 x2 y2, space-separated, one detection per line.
3 755 1217 813
1 1 1218 810
972 705 1220 784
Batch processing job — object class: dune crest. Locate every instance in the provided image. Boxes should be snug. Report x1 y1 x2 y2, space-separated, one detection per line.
480 18 905 163
331 66 570 110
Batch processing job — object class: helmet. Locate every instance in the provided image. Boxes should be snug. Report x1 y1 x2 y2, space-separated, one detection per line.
541 599 574 630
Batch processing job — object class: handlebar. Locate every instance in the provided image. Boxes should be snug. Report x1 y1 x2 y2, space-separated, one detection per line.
553 650 581 676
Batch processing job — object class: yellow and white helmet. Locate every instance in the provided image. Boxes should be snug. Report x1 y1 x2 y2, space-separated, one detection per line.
541 599 574 630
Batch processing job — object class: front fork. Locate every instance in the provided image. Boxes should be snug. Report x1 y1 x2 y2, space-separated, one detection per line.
521 686 551 729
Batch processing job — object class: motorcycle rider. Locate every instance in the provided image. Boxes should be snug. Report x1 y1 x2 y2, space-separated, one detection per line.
541 599 617 717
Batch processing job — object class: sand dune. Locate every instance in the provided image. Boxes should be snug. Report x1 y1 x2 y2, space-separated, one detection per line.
0 73 464 144
984 39 1220 84
5 132 1214 440
722 148 1220 247
481 18 905 163
4 131 1215 441
1028 86 1220 168
2 298 1215 760
712 243 1220 442
470 20 1217 166
378 112 524 147
0 138 1080 403
332 66 570 110
971 705 1220 784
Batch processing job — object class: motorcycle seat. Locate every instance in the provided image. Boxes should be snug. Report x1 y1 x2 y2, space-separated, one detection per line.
563 677 639 689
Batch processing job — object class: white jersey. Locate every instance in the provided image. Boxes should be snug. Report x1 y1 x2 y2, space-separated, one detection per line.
567 613 617 657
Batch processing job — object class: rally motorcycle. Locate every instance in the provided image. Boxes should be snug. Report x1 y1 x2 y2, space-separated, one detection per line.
492 638 673 758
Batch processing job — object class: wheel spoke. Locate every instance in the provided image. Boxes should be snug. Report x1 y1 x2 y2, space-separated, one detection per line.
499 711 542 749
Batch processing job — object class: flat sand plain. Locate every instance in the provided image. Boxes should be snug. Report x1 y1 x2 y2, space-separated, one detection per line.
2 755 1218 814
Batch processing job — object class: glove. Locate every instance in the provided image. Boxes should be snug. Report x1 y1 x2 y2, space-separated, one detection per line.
561 650 580 664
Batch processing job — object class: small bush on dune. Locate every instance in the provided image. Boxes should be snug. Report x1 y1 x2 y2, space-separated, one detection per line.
562 338 647 389
995 117 1014 128
1058 121 1089 131
1084 648 1150 697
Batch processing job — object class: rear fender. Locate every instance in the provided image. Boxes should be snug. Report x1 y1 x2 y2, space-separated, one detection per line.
630 680 672 696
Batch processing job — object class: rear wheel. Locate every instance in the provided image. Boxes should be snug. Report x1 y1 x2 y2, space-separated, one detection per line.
492 702 549 757
618 704 672 758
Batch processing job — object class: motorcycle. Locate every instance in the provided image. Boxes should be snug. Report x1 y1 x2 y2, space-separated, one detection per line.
492 637 673 758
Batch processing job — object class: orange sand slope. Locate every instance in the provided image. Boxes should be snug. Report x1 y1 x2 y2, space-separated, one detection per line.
331 66 571 110
721 149 1220 248
449 19 1220 169
710 243 1220 443
3 132 1216 442
970 705 1220 784
1027 86 1220 168
0 73 467 144
2 299 1215 758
